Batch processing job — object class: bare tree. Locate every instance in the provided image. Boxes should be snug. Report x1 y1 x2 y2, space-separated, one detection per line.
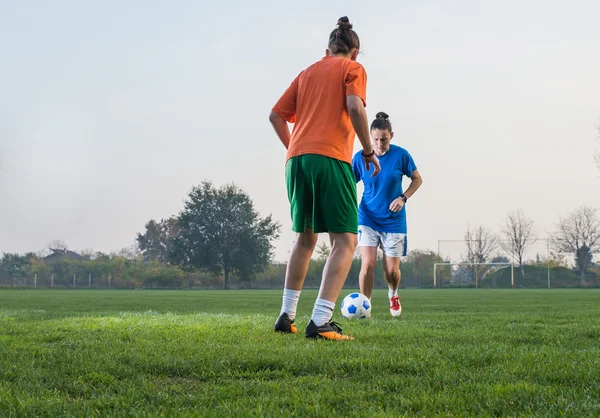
500 209 537 268
550 206 600 285
115 242 142 260
78 248 95 259
461 225 498 286
464 225 498 263
45 239 68 255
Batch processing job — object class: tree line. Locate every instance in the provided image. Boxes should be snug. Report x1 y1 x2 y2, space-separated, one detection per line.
1 181 599 288
452 207 600 286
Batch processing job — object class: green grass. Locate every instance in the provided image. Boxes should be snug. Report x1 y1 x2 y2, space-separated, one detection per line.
1 289 599 417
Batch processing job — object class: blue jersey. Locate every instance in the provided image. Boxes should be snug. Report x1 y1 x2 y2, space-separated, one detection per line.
352 144 417 233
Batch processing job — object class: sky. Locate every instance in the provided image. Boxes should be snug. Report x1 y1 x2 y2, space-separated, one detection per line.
1 0 599 263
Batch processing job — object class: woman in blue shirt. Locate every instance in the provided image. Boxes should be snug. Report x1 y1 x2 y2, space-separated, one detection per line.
352 112 423 316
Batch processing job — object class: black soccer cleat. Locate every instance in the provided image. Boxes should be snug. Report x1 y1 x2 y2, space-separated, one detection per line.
305 319 354 341
274 313 298 334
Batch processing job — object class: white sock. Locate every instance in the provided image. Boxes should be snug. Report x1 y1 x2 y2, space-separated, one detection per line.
280 289 301 321
311 298 336 327
388 287 398 299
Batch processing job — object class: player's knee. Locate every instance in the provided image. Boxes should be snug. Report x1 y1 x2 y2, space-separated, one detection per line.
348 234 358 249
296 233 318 250
385 267 400 279
331 233 357 253
362 258 376 272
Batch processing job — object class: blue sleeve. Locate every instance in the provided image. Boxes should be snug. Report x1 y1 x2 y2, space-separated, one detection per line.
352 154 362 183
402 151 417 178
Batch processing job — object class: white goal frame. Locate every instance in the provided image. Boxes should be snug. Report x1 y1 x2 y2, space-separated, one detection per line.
433 262 515 288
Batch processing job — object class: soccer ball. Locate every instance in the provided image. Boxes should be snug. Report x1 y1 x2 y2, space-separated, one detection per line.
340 292 371 319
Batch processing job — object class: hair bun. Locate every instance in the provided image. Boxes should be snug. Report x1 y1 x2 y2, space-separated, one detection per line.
337 16 353 29
375 111 389 120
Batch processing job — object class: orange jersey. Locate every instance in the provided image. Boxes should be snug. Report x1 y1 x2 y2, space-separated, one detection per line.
272 56 367 164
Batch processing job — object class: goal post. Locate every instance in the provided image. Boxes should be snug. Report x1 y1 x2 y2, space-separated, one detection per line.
434 262 515 288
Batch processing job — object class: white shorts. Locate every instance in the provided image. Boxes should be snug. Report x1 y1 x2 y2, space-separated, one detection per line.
358 225 408 258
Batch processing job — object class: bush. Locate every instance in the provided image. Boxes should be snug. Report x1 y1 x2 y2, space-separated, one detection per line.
481 265 582 288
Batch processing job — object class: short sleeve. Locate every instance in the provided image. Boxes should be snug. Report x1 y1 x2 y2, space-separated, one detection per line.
345 62 367 106
402 151 417 178
272 76 299 123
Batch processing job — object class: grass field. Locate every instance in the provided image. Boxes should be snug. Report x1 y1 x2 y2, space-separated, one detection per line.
1 289 599 417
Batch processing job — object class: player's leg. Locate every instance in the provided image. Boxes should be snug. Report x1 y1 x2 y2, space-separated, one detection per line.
275 156 318 334
318 232 357 302
382 253 402 316
358 226 380 299
359 246 377 299
275 229 318 333
305 231 357 340
381 233 407 317
304 155 357 340
284 230 318 291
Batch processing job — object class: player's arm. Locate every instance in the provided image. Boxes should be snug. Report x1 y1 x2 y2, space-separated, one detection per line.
347 95 380 176
403 170 423 199
389 170 423 213
269 112 291 149
270 76 299 149
346 95 371 153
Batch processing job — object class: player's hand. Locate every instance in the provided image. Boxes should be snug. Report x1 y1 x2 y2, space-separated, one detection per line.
363 153 381 177
389 197 405 212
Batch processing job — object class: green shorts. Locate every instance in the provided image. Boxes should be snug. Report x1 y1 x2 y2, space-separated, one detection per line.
285 154 358 234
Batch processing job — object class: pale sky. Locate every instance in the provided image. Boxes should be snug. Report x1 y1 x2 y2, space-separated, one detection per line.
1 0 599 263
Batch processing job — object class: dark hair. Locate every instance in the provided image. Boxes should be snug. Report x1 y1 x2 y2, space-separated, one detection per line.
370 112 392 132
328 16 360 55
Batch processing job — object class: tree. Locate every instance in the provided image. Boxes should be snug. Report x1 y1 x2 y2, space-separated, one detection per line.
316 242 330 261
136 218 180 263
402 250 445 287
28 256 50 282
462 225 498 286
87 254 111 286
575 246 592 275
0 253 29 278
116 242 142 260
51 258 78 284
47 239 68 252
463 225 498 264
78 248 95 259
500 209 537 269
491 255 510 264
171 181 281 288
550 206 600 285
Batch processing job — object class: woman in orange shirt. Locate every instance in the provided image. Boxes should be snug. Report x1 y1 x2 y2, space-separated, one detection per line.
270 17 380 340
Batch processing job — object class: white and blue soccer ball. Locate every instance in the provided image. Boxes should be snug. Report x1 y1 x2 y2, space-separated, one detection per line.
340 292 371 319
